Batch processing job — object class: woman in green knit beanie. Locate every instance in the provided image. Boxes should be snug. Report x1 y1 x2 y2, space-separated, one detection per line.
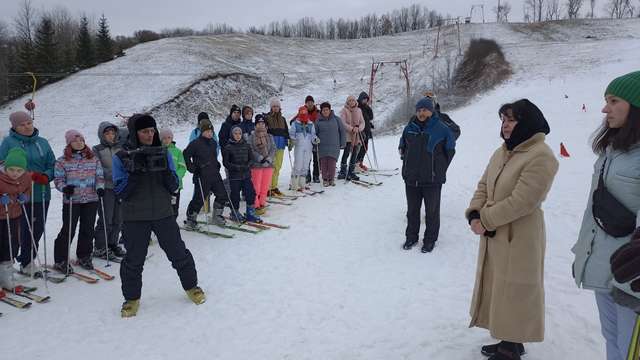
572 70 640 360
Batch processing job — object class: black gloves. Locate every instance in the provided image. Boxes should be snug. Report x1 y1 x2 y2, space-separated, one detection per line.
611 231 640 292
96 188 105 197
63 185 76 196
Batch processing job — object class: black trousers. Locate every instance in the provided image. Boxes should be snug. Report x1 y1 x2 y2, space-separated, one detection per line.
340 143 362 170
356 133 370 163
18 201 49 267
405 184 442 244
0 218 20 262
54 201 98 263
94 189 122 250
229 177 256 211
120 217 197 300
187 173 229 215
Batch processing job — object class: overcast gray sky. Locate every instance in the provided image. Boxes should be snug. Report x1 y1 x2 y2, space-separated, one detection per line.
0 0 542 36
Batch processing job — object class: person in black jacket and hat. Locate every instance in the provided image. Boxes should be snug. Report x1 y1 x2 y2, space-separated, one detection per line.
356 91 374 171
112 114 204 317
398 97 456 253
184 120 229 228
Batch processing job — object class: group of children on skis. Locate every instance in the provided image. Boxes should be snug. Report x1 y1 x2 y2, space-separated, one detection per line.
0 92 376 293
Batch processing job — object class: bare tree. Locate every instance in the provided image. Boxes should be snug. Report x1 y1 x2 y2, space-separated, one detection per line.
14 0 36 46
567 0 585 17
546 0 562 19
605 0 635 17
494 1 513 22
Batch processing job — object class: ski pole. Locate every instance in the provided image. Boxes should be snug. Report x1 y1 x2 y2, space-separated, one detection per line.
3 199 16 292
628 314 640 360
220 174 243 225
66 196 73 276
358 131 377 184
30 186 34 278
369 133 379 169
40 188 49 291
19 201 45 277
99 196 110 268
196 176 212 234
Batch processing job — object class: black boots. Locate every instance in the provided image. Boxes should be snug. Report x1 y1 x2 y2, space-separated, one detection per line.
482 341 525 359
403 239 418 250
421 241 435 253
337 164 347 180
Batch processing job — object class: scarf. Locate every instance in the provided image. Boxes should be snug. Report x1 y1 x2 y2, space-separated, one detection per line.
64 144 94 161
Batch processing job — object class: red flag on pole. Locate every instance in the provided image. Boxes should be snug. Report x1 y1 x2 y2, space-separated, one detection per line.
560 142 571 158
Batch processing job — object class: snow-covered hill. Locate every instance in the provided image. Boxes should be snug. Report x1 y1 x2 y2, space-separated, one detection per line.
1 18 640 359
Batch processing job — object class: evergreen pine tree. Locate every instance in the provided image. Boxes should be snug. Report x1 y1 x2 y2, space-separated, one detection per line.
34 16 58 75
76 16 94 68
95 14 113 63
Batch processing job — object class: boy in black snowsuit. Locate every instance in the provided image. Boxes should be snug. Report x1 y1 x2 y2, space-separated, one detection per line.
112 114 204 317
184 120 229 227
222 126 261 223
398 97 456 253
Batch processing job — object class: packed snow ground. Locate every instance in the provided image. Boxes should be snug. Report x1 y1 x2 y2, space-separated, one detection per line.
1 19 640 359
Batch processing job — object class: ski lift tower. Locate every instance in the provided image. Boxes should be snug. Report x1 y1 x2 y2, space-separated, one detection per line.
467 4 485 23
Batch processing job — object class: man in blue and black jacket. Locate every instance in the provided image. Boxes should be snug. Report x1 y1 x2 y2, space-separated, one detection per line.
112 114 204 317
398 97 456 253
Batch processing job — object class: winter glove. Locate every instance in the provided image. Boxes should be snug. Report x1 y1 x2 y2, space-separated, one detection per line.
62 185 76 196
17 193 29 204
31 172 49 185
0 194 10 206
398 148 404 160
312 136 321 145
287 140 294 151
610 237 640 292
96 188 105 197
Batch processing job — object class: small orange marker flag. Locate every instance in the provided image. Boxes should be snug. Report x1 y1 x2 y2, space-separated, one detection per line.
560 142 571 158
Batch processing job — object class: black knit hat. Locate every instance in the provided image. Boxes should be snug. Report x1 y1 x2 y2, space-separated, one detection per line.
198 112 209 121
254 113 266 125
320 102 331 110
133 114 156 131
230 104 241 115
305 95 315 103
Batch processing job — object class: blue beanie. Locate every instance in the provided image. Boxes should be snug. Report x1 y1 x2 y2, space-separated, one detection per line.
416 97 434 112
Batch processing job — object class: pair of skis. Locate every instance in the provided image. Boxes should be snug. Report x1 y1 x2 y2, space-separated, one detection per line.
350 179 383 188
0 285 49 309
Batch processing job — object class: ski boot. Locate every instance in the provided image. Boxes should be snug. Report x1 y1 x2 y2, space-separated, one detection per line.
322 180 330 187
209 203 226 226
337 164 347 180
330 179 336 187
77 257 94 271
271 188 284 197
346 169 360 181
53 261 74 274
20 261 44 278
121 299 140 318
255 206 266 216
229 210 245 223
109 245 127 258
184 212 199 230
186 286 206 305
245 207 263 223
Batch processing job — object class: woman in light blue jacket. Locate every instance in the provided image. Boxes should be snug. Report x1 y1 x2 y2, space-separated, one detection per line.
572 71 640 360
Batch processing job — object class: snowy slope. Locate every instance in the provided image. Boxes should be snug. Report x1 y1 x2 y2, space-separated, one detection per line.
1 19 640 359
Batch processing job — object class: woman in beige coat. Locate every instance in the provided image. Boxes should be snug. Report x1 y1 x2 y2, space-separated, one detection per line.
465 99 559 360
